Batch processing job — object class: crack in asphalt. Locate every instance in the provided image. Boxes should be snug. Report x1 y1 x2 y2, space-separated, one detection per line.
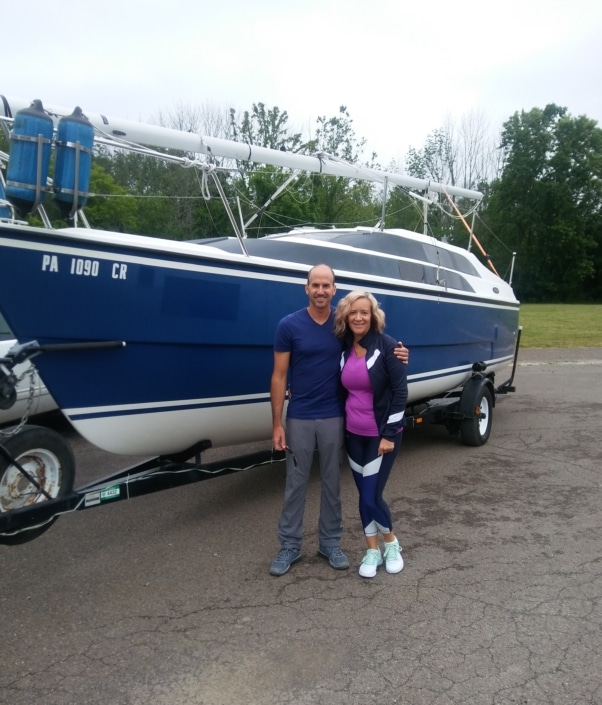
1 350 601 704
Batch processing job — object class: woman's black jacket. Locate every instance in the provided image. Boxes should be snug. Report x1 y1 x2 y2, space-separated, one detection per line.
339 329 409 440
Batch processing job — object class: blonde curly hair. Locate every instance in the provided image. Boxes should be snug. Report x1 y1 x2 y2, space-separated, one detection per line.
334 290 385 338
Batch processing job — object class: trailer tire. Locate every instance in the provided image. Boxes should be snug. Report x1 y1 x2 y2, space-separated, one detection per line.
0 425 75 545
460 387 493 447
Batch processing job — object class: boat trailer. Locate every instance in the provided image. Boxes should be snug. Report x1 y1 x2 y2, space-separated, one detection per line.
0 437 286 545
0 330 521 545
402 327 521 442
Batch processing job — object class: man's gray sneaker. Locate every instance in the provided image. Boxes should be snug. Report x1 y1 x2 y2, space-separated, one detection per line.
269 547 301 576
318 545 349 570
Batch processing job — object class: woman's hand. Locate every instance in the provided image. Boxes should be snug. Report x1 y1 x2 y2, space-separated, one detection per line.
378 438 395 456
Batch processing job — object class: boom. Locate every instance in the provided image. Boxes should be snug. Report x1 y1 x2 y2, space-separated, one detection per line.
0 96 483 201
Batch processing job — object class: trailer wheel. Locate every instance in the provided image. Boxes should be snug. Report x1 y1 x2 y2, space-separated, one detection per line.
0 425 75 545
460 387 493 447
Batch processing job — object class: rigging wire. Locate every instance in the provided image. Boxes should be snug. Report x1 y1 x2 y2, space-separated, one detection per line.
474 211 515 254
74 129 514 259
439 184 501 277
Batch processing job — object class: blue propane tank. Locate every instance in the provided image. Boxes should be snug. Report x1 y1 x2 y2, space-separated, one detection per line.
53 106 94 219
5 99 54 216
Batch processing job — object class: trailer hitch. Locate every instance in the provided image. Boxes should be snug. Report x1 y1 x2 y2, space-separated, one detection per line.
0 361 18 409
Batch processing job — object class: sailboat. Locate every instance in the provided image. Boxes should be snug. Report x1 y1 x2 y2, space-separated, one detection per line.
0 96 520 542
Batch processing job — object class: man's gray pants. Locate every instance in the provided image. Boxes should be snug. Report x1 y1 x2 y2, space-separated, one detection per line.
277 416 344 550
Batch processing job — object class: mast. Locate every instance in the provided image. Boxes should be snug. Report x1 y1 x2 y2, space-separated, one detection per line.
0 96 483 202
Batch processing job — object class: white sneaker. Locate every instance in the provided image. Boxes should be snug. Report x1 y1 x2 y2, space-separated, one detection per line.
358 548 383 578
383 539 403 574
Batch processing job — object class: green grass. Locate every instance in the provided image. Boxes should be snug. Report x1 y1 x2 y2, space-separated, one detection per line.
519 304 602 348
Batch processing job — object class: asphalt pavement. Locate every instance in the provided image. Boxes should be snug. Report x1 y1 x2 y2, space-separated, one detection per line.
1 347 601 705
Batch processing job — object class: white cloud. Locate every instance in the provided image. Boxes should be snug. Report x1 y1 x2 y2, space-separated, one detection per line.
2 0 601 165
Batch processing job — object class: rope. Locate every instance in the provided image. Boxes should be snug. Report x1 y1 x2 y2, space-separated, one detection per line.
440 184 500 277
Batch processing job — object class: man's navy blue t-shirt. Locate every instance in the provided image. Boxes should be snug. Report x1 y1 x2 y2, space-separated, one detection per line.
274 307 343 419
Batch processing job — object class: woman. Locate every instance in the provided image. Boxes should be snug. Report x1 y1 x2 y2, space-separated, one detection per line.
334 291 408 578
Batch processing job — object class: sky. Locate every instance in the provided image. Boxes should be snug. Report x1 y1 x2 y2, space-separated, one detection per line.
2 0 602 166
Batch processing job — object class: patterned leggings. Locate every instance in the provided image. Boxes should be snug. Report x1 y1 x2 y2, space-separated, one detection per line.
345 431 402 536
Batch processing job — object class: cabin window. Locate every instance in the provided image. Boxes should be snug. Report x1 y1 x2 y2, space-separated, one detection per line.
397 260 436 285
422 243 478 277
437 269 474 292
199 236 474 292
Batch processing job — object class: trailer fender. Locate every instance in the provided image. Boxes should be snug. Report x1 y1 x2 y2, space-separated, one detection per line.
458 375 495 418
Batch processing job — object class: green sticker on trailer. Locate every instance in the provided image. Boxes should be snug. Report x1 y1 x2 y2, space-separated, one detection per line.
100 486 120 500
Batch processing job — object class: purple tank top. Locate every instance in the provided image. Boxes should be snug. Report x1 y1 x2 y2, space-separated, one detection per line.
341 350 379 436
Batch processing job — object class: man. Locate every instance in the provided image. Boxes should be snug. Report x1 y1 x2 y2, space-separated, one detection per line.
269 264 408 576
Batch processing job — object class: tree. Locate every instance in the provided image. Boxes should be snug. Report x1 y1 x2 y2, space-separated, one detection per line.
226 103 307 236
486 105 602 302
94 140 232 241
226 104 378 235
84 162 140 232
95 148 189 237
91 103 236 240
155 101 231 140
405 111 500 191
397 112 502 248
230 103 303 154
301 106 377 228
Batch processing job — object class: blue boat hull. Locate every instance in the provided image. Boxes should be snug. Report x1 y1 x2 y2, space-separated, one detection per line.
0 225 519 455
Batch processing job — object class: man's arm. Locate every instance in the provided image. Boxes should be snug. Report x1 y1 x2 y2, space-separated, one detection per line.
270 350 291 451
